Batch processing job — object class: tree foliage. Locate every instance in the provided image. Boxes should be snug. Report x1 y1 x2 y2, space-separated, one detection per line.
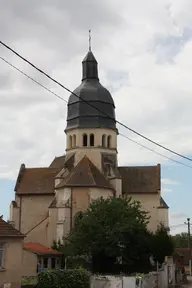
151 223 174 265
172 232 191 248
38 268 90 288
61 197 174 274
65 197 152 273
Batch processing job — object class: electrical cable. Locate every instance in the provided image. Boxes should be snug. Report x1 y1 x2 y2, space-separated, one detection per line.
1 54 192 169
0 56 67 103
0 40 192 162
120 133 192 169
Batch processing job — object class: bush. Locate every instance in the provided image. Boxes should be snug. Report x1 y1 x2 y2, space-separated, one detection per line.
38 268 90 288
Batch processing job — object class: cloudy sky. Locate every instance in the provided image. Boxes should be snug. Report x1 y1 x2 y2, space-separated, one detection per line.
0 0 192 234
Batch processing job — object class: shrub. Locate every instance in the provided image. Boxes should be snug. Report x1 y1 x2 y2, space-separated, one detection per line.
38 267 90 288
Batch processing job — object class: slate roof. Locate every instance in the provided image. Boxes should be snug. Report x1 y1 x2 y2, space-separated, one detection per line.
66 51 116 132
0 217 24 238
56 156 114 190
15 166 60 195
118 164 160 194
24 242 63 255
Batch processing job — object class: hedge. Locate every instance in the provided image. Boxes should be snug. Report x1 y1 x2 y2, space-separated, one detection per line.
38 268 90 288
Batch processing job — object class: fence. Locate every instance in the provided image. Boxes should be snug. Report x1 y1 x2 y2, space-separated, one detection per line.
91 264 176 288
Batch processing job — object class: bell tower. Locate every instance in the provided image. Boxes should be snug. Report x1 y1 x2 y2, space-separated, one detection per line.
65 49 119 181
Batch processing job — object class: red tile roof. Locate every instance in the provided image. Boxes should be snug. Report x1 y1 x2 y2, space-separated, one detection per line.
0 217 24 238
24 242 63 255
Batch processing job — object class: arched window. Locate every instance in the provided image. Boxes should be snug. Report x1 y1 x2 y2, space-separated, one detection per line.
102 134 106 147
90 134 94 146
72 134 76 147
107 135 111 148
83 134 87 147
69 135 72 148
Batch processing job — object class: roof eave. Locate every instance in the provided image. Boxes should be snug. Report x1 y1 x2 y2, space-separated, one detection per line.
56 184 115 192
16 192 55 196
24 248 63 256
0 234 25 238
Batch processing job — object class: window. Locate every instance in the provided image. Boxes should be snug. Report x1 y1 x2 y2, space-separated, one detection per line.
0 244 3 268
90 134 94 146
106 164 112 177
102 135 106 147
72 134 76 147
107 135 111 148
83 134 87 147
51 258 56 269
69 135 72 148
43 257 48 269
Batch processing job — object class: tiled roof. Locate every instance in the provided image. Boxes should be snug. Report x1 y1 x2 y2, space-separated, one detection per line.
49 197 57 208
50 154 75 172
176 248 190 266
0 217 24 238
159 197 169 209
15 167 61 195
24 242 63 255
118 164 160 194
56 156 114 190
49 155 66 168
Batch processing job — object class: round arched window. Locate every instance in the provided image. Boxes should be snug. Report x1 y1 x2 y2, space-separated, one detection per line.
83 134 88 147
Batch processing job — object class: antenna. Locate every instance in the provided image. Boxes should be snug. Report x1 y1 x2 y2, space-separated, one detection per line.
89 30 91 51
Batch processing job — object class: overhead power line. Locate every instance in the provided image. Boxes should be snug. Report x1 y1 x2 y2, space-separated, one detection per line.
1 55 192 169
120 133 192 169
0 56 67 103
0 40 192 162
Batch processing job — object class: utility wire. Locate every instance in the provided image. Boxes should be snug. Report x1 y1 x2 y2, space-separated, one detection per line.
120 133 192 169
1 54 192 170
170 223 186 228
0 40 192 162
0 56 67 103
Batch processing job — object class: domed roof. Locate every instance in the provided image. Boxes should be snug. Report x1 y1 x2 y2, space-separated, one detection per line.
66 51 116 131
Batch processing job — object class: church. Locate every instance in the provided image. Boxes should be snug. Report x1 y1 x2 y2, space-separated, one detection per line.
9 49 169 256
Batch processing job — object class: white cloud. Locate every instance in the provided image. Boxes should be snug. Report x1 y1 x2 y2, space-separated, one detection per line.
161 178 180 185
161 188 172 193
0 0 192 180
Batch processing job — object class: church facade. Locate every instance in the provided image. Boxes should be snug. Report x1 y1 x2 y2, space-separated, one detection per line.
9 50 169 251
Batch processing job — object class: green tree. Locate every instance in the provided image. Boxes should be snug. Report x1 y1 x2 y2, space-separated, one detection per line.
65 197 152 274
151 223 174 265
172 233 191 248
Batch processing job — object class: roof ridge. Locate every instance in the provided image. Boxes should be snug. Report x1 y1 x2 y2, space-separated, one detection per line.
26 167 60 170
63 156 89 186
87 158 96 185
118 165 159 168
62 164 78 186
56 156 114 191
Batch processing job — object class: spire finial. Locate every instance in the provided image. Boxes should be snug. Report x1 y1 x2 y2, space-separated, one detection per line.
89 30 91 52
